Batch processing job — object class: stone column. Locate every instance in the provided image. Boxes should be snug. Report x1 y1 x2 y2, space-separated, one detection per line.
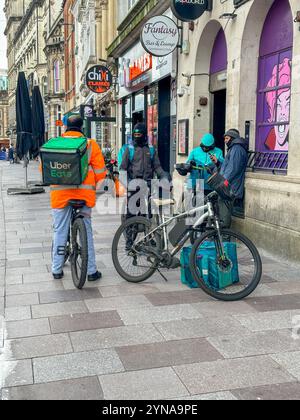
101 0 108 60
287 0 300 178
108 0 115 47
95 1 102 61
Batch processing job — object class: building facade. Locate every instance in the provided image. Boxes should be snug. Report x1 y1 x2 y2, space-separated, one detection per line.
109 0 178 172
44 0 65 139
4 0 48 138
175 0 300 261
0 70 9 148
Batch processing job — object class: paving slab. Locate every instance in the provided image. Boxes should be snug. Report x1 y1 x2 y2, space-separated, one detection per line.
70 324 165 352
85 295 153 313
4 307 32 322
33 349 124 384
4 333 72 361
271 352 300 381
173 391 237 400
234 310 300 332
99 283 160 298
49 311 124 334
5 293 39 308
6 282 65 296
118 304 202 326
155 317 248 341
39 288 101 304
174 356 296 395
1 376 104 401
116 338 223 371
232 382 300 400
207 330 300 359
31 301 88 318
246 294 300 312
192 301 257 317
145 290 210 306
6 318 50 339
99 367 189 400
0 360 33 389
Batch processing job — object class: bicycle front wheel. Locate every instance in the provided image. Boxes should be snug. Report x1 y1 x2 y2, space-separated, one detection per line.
190 229 262 301
112 216 160 283
71 218 88 290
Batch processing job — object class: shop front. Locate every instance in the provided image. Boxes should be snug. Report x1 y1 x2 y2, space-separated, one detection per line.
118 42 177 173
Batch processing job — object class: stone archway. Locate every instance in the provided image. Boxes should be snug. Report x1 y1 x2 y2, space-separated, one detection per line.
193 20 225 149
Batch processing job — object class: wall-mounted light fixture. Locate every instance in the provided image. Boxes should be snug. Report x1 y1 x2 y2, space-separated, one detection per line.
219 12 237 20
182 73 210 87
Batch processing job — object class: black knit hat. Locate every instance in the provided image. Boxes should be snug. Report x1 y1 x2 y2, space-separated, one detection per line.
224 129 240 139
67 115 84 129
133 123 147 135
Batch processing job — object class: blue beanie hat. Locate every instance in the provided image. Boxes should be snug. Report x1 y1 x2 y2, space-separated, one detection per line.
201 133 215 147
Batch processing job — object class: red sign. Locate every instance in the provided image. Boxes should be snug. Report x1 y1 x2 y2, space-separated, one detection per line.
86 65 113 94
129 54 152 81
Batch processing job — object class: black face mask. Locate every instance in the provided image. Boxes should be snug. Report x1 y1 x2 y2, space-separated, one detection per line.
133 134 147 146
201 144 215 153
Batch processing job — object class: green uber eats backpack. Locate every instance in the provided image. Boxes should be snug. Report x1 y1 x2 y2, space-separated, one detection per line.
40 137 89 186
118 144 155 170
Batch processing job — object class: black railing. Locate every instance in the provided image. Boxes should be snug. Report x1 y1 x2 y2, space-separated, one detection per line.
247 151 288 174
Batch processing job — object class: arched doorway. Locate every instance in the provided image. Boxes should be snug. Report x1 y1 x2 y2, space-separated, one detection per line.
210 29 228 152
193 21 226 149
256 0 293 153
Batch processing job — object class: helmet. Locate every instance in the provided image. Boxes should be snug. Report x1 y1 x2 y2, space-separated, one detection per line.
67 115 84 130
200 133 215 153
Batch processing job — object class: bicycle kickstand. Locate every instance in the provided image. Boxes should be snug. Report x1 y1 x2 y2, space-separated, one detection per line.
157 269 168 283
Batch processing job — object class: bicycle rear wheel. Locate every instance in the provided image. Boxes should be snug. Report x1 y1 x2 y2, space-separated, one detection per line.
71 218 88 290
190 229 262 301
112 216 160 283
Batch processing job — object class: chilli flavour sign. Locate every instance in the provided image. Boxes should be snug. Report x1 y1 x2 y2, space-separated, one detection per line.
86 65 113 94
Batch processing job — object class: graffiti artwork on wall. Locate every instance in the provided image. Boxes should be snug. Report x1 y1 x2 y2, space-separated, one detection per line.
263 57 291 152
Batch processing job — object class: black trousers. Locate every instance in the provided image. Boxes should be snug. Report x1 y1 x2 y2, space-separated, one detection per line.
218 197 234 229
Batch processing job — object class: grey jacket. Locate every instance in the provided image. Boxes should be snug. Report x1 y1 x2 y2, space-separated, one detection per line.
120 145 167 181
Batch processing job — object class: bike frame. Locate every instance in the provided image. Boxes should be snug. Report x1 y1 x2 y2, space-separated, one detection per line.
135 198 223 259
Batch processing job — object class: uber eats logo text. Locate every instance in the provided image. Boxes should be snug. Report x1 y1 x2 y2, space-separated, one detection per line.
50 161 72 178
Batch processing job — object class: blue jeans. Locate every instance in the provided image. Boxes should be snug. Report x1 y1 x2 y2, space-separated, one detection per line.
52 206 97 275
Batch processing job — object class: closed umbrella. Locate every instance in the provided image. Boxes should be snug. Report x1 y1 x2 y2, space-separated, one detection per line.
16 72 33 159
7 72 45 195
31 85 45 158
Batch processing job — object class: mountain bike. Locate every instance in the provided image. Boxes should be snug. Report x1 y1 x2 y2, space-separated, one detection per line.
112 191 262 302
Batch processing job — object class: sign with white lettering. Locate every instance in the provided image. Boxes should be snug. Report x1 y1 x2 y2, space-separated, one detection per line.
86 65 113 94
171 0 210 22
141 15 179 57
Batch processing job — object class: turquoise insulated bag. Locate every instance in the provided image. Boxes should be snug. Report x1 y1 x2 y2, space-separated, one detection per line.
180 242 240 290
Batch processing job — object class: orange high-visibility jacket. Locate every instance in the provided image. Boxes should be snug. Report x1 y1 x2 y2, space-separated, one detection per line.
49 131 107 209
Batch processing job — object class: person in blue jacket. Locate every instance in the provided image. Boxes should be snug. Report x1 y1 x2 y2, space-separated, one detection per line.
186 133 224 195
211 129 249 228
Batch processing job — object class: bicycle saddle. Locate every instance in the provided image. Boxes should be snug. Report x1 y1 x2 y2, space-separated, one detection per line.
206 191 219 202
152 198 176 207
68 200 87 209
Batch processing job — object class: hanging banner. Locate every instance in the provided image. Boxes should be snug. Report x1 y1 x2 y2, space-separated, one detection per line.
86 65 113 94
171 0 210 22
141 15 180 57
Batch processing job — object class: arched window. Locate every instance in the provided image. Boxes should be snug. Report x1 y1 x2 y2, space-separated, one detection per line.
53 60 60 94
256 0 293 153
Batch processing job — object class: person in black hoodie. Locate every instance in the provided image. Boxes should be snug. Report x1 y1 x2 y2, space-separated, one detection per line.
210 129 249 228
120 123 169 249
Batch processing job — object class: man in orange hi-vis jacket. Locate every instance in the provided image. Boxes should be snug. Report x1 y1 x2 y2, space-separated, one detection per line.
51 115 107 280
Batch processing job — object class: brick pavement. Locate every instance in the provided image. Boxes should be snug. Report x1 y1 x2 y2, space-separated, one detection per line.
1 160 300 400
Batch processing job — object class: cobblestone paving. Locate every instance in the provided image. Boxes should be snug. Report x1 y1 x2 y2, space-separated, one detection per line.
1 160 300 400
